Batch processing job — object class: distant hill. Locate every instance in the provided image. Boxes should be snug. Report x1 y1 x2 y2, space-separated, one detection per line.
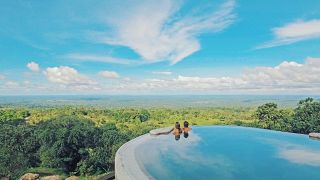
0 95 319 108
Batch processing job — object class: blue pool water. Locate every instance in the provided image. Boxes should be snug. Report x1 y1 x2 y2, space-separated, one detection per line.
135 126 320 180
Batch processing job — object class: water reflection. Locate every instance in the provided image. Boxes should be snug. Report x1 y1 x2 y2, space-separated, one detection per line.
175 134 181 140
137 128 235 179
136 126 320 180
258 137 320 167
183 132 189 138
279 148 320 166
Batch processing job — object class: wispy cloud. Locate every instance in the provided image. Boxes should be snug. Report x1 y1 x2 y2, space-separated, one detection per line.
13 34 50 51
65 53 134 65
152 71 172 75
99 70 120 79
257 19 320 49
90 0 236 64
5 81 19 88
0 74 5 80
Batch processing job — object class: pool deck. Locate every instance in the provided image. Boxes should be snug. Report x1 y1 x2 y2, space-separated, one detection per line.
115 133 152 180
115 127 173 180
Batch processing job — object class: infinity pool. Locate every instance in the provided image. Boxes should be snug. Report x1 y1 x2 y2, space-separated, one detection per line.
116 126 320 180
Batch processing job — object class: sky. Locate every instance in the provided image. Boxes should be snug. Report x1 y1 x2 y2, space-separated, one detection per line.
0 0 320 95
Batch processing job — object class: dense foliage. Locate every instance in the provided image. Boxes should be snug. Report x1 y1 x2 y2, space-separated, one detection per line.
0 121 38 178
255 98 320 133
0 115 130 179
0 97 319 178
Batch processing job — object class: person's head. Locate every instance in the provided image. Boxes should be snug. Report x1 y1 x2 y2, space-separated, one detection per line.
183 132 189 138
184 121 189 128
175 122 181 129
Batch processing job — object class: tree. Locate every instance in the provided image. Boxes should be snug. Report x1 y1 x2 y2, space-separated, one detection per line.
292 98 320 134
277 109 294 132
0 109 30 124
139 109 150 122
256 103 279 129
35 115 130 176
0 121 39 179
77 123 129 175
36 116 98 172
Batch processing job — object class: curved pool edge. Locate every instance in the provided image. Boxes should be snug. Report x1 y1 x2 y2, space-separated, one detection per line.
115 125 318 180
115 133 152 180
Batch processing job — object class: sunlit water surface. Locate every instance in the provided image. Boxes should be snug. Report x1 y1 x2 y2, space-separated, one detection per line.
135 126 320 180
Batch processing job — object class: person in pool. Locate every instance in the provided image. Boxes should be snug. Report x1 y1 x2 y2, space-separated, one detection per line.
183 121 192 138
173 122 182 140
173 122 182 134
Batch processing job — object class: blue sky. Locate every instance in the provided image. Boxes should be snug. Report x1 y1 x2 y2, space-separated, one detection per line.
0 0 320 95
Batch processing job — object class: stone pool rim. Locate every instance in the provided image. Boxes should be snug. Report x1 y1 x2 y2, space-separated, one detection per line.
115 133 152 180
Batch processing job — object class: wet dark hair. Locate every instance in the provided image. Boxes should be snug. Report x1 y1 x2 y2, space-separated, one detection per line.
184 121 189 128
183 132 189 138
175 122 181 129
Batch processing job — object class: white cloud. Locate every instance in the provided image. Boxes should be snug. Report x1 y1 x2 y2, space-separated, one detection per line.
99 70 120 79
27 61 40 72
5 57 319 94
0 81 23 94
5 81 19 88
242 58 320 88
43 66 97 88
123 77 131 82
257 19 320 49
152 71 172 75
91 0 236 64
65 53 133 65
109 57 320 93
0 75 5 80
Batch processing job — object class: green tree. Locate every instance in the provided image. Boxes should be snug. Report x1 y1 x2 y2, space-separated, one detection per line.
77 123 129 175
256 103 279 129
36 116 98 173
0 109 30 123
292 98 320 134
0 121 39 179
139 109 150 122
277 109 294 132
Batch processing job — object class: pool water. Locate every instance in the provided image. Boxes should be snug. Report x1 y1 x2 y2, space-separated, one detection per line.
135 126 320 180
